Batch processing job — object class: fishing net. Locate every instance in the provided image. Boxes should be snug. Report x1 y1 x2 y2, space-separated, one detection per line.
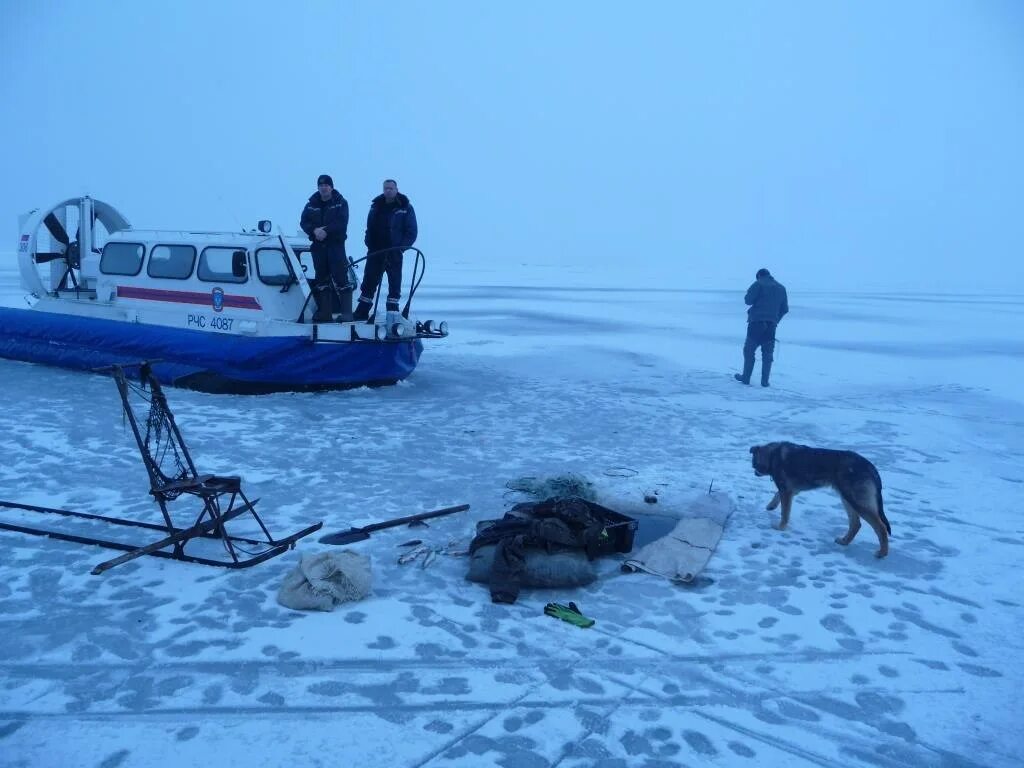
505 473 596 501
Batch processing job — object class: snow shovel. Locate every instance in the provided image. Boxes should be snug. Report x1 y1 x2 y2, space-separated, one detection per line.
319 504 470 545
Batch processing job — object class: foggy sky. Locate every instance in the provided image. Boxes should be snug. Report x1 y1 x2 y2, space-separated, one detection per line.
1 1 1022 291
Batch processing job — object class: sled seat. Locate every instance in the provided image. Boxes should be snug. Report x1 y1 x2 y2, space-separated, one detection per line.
152 474 241 496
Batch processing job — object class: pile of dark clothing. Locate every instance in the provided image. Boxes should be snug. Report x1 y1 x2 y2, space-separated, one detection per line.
467 497 613 604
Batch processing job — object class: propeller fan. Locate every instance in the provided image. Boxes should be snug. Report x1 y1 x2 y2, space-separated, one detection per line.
18 197 130 298
34 208 85 291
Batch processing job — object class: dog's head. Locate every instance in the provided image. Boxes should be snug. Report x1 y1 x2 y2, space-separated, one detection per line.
749 443 783 477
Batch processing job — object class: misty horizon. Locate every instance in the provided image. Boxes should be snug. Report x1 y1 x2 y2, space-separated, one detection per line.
2 1 1022 292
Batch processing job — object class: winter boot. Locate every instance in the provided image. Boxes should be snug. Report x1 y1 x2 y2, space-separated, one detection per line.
735 356 754 385
314 288 333 323
761 359 772 387
352 298 372 322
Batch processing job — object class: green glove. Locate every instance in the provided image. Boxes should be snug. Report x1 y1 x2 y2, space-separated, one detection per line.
544 601 595 628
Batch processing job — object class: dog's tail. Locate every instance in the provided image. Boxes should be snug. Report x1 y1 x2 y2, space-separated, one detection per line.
873 466 891 535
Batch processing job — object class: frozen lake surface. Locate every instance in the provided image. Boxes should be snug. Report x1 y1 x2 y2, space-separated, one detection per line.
1 260 1022 767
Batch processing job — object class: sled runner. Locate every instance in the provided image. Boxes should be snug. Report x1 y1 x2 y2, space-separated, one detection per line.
0 362 322 573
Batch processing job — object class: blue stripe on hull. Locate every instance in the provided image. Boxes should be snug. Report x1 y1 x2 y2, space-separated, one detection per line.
0 307 423 393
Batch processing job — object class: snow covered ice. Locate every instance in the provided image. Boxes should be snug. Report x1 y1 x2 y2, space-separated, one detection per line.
0 257 1021 767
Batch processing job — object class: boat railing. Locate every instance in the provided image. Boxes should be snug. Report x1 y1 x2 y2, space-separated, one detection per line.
296 246 426 324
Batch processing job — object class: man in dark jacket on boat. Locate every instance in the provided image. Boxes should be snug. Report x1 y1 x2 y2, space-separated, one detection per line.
300 174 350 321
352 179 418 322
735 268 789 387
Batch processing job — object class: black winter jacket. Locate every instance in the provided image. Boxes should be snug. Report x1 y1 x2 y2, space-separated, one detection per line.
300 190 349 259
364 193 418 253
745 275 789 324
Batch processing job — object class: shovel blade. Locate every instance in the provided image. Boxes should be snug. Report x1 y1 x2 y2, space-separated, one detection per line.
318 529 371 545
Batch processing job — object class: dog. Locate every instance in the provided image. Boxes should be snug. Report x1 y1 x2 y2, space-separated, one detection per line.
749 441 891 558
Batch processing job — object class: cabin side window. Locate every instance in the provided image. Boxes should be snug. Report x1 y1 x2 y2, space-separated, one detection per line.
291 247 315 282
198 247 248 283
255 248 293 286
147 245 196 280
100 242 145 276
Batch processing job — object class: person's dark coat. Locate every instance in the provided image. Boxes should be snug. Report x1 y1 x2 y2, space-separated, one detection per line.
300 190 349 295
300 190 349 262
364 193 417 254
469 497 608 604
745 275 789 324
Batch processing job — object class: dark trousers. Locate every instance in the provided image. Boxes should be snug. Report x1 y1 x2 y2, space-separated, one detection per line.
311 249 334 318
358 250 403 306
742 321 777 383
312 248 353 319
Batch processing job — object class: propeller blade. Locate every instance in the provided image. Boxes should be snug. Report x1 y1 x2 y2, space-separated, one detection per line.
43 212 70 246
34 252 67 264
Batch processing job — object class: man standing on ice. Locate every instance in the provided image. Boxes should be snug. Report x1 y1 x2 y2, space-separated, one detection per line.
735 268 789 387
353 179 418 322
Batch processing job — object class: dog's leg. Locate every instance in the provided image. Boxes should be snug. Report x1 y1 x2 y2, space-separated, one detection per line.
836 497 862 547
766 492 780 511
850 486 889 558
775 491 794 530
860 507 889 559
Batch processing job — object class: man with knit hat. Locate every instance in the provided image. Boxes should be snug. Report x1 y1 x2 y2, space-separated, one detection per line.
299 174 350 321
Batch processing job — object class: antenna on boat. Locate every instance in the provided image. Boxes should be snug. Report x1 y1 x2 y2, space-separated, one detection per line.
215 192 245 233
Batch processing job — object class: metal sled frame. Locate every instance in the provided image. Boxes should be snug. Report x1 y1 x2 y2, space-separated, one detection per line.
0 363 321 573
